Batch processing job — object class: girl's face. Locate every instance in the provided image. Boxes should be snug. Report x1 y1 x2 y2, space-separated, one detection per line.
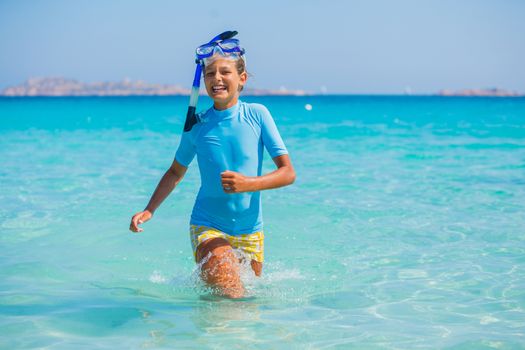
204 58 247 110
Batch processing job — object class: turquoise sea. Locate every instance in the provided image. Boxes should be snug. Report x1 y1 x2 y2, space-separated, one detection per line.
1 95 524 349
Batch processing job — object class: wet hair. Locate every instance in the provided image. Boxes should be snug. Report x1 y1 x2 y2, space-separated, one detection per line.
235 57 246 75
235 57 247 91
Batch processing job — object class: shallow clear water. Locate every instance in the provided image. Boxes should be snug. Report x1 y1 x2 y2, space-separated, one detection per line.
1 96 524 349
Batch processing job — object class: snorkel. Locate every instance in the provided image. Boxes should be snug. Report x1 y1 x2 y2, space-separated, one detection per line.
183 30 241 132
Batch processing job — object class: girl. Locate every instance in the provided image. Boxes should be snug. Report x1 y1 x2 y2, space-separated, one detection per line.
129 33 295 298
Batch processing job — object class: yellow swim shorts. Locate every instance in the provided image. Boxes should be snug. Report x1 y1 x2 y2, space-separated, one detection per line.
190 225 264 263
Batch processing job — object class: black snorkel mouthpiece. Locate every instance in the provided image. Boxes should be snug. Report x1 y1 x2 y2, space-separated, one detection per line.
217 30 238 41
183 106 197 132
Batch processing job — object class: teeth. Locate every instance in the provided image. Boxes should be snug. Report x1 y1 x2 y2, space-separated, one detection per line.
212 86 226 92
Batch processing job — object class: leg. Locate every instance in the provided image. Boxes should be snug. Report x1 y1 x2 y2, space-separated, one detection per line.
196 237 245 299
229 231 264 277
250 259 262 277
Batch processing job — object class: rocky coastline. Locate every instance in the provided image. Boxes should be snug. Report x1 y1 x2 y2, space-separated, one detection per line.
2 78 522 97
437 88 523 97
1 77 308 97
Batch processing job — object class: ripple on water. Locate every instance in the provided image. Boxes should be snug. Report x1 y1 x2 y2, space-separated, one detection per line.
47 306 144 336
444 339 525 350
310 290 376 310
397 269 429 279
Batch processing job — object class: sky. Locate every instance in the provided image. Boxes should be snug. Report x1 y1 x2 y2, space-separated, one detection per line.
0 0 524 94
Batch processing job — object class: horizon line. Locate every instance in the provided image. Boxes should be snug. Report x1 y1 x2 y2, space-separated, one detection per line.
2 77 524 97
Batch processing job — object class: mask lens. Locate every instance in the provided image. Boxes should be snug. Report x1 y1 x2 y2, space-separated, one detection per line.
218 39 240 52
196 43 214 56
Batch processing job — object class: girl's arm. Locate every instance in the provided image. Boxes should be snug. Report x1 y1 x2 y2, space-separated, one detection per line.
220 154 295 193
129 160 188 232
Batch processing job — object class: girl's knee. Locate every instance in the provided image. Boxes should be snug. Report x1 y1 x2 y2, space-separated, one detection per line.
198 242 244 298
201 249 238 279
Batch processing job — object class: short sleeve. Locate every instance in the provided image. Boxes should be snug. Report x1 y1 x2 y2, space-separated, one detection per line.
259 105 288 158
174 130 196 167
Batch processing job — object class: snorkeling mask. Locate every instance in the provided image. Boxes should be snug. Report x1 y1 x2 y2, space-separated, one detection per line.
196 38 245 63
183 31 245 132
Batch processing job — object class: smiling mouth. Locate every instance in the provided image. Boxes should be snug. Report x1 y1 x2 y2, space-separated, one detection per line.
212 85 227 93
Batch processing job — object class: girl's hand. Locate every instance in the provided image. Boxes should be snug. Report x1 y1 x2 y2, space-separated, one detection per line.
221 170 254 193
130 210 153 233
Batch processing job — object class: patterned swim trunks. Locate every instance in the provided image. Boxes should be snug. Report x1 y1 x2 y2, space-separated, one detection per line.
190 225 264 263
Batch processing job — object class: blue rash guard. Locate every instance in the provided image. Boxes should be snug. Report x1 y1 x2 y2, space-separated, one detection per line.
175 100 288 235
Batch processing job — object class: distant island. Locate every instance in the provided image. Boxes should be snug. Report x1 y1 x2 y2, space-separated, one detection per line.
2 77 522 97
1 77 308 97
436 88 523 97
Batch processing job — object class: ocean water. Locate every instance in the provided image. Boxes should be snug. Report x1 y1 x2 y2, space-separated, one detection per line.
1 95 524 349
